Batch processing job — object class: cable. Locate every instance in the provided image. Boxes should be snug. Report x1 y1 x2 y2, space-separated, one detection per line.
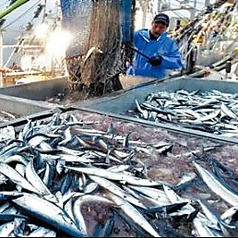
170 9 193 19
2 0 41 30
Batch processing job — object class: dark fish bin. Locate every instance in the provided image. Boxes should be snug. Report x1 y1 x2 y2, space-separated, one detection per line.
0 76 67 101
75 76 238 144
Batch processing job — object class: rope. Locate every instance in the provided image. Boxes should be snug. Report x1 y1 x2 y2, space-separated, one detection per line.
66 0 123 99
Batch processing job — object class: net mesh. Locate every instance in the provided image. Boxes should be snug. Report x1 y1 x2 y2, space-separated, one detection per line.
61 0 126 100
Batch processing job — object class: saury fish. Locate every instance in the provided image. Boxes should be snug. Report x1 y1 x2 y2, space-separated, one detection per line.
10 192 85 237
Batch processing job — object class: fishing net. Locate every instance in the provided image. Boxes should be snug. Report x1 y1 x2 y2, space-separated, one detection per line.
60 0 134 100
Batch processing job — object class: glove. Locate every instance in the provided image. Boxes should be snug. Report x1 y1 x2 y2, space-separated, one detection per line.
148 56 162 66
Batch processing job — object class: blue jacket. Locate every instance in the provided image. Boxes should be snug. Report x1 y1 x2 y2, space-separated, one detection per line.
129 29 183 79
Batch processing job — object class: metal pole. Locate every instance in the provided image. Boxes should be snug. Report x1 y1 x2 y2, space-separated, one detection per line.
157 0 161 12
205 0 210 7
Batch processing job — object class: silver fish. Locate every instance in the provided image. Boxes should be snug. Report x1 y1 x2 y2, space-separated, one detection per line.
197 199 236 232
193 161 238 206
89 174 147 209
108 193 160 237
193 215 218 237
25 159 58 203
66 166 161 186
0 162 39 194
0 221 14 237
72 194 113 236
11 192 84 237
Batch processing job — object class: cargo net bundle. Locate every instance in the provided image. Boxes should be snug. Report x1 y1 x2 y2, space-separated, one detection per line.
61 0 124 100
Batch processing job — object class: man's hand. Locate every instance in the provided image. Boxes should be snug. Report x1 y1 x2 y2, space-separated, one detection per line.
148 56 162 66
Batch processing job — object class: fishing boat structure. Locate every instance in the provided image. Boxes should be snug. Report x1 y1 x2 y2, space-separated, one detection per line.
0 0 71 86
172 0 238 79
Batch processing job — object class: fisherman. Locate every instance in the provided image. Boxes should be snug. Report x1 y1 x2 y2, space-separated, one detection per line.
127 13 183 79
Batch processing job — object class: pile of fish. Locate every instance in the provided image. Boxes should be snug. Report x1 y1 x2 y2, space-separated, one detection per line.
132 89 238 137
0 110 18 123
0 111 237 237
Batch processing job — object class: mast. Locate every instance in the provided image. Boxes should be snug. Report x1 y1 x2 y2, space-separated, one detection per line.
0 0 30 82
0 0 31 59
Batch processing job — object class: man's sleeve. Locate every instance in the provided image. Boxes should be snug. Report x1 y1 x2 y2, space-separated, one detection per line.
160 41 184 70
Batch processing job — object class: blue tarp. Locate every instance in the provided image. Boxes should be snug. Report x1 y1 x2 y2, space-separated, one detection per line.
121 0 133 43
